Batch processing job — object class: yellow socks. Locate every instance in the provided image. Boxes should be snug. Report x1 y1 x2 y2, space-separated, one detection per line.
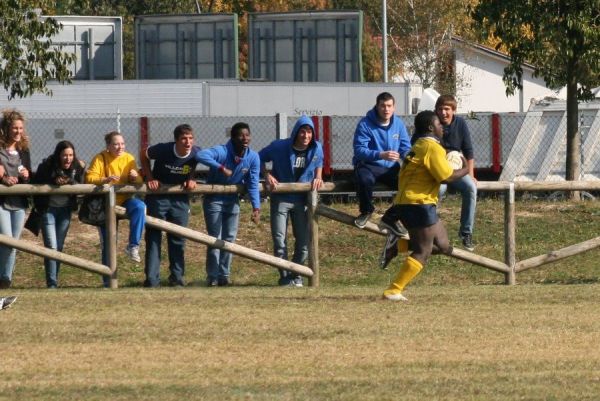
383 256 423 301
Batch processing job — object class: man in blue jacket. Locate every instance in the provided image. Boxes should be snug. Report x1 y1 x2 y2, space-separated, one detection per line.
352 92 411 229
196 122 261 286
259 116 324 287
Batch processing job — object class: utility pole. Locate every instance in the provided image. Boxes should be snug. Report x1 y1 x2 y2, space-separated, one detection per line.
382 0 388 82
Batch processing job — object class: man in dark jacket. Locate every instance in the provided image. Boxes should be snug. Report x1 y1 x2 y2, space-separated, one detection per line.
435 95 477 251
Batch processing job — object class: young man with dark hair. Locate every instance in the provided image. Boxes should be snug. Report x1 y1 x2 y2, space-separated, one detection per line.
140 124 200 287
196 122 261 287
382 110 469 301
435 95 477 251
352 92 411 230
259 115 324 287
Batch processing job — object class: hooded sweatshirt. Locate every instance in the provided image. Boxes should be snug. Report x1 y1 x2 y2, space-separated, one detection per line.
259 115 324 203
195 140 261 209
352 107 411 168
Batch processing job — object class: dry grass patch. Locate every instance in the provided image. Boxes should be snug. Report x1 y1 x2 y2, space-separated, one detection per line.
2 285 600 400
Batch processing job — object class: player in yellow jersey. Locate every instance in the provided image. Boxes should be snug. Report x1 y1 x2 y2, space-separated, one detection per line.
382 110 469 301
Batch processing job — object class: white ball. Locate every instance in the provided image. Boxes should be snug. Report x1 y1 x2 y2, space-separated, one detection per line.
445 151 463 169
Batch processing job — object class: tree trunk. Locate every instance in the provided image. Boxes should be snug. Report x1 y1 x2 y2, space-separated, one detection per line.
565 73 580 200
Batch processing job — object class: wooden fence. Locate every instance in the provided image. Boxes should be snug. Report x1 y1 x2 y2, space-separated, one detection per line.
0 181 599 288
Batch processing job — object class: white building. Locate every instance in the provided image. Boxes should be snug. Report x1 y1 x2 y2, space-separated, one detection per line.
451 37 554 113
0 80 422 117
394 37 556 113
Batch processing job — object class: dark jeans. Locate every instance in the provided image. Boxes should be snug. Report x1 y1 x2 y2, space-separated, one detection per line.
354 162 400 214
144 195 190 287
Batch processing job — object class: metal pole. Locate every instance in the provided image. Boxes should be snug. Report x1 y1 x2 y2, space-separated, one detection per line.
382 0 388 83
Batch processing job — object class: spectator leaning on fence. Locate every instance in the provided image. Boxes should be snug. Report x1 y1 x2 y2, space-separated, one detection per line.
435 95 477 251
382 110 469 301
259 115 324 287
140 124 200 288
195 122 261 287
352 92 411 229
0 109 32 289
30 141 86 288
86 131 145 287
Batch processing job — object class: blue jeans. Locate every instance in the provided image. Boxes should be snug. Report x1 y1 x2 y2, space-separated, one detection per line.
41 206 72 287
203 198 240 281
354 162 400 214
144 195 190 287
439 174 477 236
0 206 26 283
99 197 146 287
270 199 309 281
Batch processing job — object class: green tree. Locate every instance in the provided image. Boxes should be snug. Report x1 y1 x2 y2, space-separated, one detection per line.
0 0 74 99
472 0 600 193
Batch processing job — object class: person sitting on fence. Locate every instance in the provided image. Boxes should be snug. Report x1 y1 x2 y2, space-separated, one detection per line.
435 94 477 251
29 140 86 288
140 124 200 288
86 131 145 287
352 92 411 232
195 122 260 287
382 110 468 301
259 115 324 287
0 109 32 289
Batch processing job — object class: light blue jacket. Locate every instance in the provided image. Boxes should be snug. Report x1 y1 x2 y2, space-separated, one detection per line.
196 140 261 209
352 107 411 168
259 115 324 203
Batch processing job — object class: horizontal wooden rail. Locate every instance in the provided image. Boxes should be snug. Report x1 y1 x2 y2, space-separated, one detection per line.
1 180 598 195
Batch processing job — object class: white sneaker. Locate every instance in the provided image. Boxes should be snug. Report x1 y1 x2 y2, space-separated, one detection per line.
0 296 17 310
382 292 408 301
125 245 141 263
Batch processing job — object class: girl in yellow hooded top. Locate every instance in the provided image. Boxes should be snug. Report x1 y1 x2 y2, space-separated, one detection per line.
86 131 145 286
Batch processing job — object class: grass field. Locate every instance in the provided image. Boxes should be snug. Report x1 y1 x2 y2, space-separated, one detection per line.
2 196 600 400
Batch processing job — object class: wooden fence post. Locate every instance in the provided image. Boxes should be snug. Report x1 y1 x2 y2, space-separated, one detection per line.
106 186 118 288
307 189 320 287
504 183 516 285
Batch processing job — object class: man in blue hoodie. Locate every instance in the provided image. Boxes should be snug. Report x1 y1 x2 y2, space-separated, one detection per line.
196 122 261 287
352 92 411 229
259 116 324 287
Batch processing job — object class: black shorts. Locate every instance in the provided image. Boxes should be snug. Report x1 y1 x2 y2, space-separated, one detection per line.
397 204 438 229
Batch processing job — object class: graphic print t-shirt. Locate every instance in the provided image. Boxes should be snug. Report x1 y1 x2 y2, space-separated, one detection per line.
293 147 307 182
148 142 200 185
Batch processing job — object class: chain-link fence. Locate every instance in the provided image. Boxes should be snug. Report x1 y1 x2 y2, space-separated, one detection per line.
22 110 600 181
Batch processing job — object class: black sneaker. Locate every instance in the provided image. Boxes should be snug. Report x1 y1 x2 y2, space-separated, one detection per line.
217 277 230 287
168 278 186 287
379 214 409 239
461 234 475 251
0 296 17 310
354 212 372 229
379 233 399 270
